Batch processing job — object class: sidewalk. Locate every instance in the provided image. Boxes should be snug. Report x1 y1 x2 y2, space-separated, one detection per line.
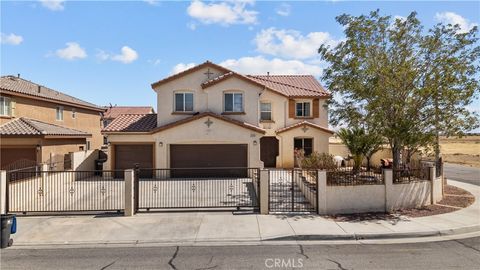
10 180 480 247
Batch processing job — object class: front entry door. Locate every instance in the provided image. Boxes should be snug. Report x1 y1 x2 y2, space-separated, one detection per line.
260 137 279 168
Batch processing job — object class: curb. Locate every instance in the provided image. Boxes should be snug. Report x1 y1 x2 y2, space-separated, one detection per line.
264 224 480 241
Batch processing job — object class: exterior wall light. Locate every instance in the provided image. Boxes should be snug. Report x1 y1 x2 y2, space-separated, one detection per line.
253 140 258 146
36 144 41 152
159 142 164 147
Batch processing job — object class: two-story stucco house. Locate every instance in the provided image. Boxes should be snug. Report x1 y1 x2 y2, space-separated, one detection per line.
102 61 333 174
0 75 104 170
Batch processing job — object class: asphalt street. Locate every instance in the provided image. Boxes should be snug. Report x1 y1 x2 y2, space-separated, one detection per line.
2 237 480 270
444 163 480 186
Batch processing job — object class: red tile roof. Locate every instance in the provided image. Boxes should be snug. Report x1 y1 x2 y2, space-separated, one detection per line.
247 75 330 98
102 114 157 133
276 121 334 134
0 117 91 137
102 112 265 134
103 106 154 119
0 76 104 111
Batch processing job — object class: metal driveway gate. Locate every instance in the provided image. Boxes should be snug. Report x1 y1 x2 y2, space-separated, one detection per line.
6 168 125 214
268 169 318 213
135 167 260 211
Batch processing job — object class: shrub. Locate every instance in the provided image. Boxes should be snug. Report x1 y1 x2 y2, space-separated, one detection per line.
300 152 338 170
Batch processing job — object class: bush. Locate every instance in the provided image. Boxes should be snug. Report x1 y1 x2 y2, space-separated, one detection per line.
299 152 338 170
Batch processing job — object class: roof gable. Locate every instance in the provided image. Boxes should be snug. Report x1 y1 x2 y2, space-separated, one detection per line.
151 61 233 89
276 121 334 134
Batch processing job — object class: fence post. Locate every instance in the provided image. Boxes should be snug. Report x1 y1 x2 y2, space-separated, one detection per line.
260 170 269 214
0 170 6 214
317 170 327 215
124 169 135 216
384 169 393 212
429 165 436 204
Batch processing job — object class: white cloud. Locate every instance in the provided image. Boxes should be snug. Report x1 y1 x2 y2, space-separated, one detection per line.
220 56 323 76
171 63 196 74
276 3 291 17
143 0 160 6
187 22 197 31
40 0 65 11
254 27 339 60
55 42 87 60
0 33 23 45
435 12 478 33
148 59 161 66
394 15 407 22
97 46 139 64
187 0 258 26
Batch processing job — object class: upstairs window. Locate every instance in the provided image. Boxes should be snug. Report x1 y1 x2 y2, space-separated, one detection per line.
56 106 63 121
295 102 311 118
224 93 243 112
175 93 194 112
260 102 272 121
0 97 12 116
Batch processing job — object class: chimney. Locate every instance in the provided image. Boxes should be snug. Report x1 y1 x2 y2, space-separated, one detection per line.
38 85 41 93
17 73 20 78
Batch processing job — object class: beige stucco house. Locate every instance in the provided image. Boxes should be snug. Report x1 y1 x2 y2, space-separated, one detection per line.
102 61 333 173
0 75 104 170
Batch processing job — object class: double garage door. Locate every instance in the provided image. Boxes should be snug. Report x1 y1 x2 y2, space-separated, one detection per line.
114 144 248 178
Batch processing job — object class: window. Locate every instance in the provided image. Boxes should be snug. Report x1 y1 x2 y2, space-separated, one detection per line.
174 93 194 112
260 102 272 121
86 141 91 151
0 97 12 116
56 106 63 121
294 138 313 156
224 93 243 112
296 102 311 117
72 108 76 119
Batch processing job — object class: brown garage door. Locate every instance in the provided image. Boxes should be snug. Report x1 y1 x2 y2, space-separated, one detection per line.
170 144 248 178
114 144 153 178
0 147 37 170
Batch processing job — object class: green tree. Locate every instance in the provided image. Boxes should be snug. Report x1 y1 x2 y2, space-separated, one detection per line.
319 10 480 171
362 132 384 171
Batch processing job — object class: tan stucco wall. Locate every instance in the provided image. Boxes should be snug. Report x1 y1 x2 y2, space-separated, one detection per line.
0 137 86 165
276 127 331 168
154 67 225 126
329 143 393 167
0 94 103 149
259 90 328 135
105 115 264 169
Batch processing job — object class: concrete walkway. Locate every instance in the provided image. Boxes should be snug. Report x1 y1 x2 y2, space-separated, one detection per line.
10 180 480 247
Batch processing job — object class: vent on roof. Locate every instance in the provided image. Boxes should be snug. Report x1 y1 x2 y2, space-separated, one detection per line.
38 86 41 93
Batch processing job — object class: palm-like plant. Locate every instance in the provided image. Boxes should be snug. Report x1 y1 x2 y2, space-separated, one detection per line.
337 128 366 172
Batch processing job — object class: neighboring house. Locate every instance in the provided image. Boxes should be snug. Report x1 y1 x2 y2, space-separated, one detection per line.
0 75 104 170
102 106 155 128
102 61 333 174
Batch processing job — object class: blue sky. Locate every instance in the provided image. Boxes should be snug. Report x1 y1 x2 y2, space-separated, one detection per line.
1 0 479 118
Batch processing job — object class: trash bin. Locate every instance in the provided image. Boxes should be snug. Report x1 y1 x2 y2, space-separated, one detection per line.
1 214 15 248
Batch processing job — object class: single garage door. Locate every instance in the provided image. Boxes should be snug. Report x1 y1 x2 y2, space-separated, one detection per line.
0 147 37 170
114 144 153 178
170 144 248 178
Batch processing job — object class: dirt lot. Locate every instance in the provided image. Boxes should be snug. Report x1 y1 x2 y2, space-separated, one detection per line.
440 135 480 168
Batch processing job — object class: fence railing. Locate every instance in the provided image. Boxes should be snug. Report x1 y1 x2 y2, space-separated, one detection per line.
7 170 125 213
136 168 260 210
326 166 384 186
393 166 430 184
